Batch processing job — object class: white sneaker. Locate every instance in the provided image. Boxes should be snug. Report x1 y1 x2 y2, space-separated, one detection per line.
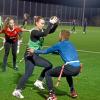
83 32 86 34
34 80 45 90
12 89 24 99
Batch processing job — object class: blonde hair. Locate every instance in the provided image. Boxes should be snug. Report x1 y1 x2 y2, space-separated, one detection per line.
3 17 14 29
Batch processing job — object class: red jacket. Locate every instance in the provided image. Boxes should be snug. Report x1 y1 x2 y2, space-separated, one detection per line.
0 26 22 42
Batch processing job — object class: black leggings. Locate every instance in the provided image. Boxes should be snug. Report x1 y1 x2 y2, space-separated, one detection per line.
17 53 52 89
2 41 17 69
45 64 80 91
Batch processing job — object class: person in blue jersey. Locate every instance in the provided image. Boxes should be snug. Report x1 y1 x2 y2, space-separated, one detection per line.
28 30 81 100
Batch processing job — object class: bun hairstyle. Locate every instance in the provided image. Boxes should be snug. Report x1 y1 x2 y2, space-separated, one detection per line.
34 16 44 25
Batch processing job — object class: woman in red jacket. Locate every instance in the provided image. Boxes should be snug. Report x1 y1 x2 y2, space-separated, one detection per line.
0 17 29 72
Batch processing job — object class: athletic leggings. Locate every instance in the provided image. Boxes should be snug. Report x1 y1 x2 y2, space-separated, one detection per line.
2 41 17 69
17 53 52 89
45 64 80 91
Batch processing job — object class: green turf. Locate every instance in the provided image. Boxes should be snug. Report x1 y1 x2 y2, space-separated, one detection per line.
0 25 100 100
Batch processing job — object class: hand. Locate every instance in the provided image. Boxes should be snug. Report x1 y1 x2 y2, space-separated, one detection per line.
49 16 58 24
27 48 34 56
28 29 32 33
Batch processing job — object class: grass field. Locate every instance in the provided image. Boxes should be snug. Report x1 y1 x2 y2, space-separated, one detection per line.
0 25 100 100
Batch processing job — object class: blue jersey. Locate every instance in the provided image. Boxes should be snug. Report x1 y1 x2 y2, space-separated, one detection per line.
35 40 80 67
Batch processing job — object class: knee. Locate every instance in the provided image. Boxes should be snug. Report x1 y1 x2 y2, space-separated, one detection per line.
45 70 51 77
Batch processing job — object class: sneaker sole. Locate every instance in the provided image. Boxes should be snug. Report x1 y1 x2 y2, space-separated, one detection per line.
12 92 24 99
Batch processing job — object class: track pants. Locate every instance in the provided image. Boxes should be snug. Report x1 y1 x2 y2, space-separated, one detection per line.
45 64 80 92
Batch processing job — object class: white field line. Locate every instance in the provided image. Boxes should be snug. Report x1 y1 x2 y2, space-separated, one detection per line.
12 43 100 54
43 45 100 54
0 46 4 51
0 38 5 51
77 50 100 54
18 45 100 63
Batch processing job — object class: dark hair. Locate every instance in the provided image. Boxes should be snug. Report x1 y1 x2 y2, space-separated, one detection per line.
34 16 44 25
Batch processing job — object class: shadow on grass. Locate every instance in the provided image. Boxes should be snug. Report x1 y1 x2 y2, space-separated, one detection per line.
0 62 12 71
0 62 2 68
33 86 71 99
13 72 35 89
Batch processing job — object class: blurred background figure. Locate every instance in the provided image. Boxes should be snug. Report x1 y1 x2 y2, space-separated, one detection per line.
17 13 29 54
22 13 29 28
71 19 76 33
0 16 3 30
83 18 87 34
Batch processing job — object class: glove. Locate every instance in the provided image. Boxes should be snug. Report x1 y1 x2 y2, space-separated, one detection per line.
49 16 58 24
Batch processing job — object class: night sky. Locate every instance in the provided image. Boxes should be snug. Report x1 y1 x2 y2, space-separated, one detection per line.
0 0 100 26
22 0 100 8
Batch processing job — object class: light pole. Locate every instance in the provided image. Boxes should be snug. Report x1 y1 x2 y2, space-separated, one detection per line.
82 0 86 26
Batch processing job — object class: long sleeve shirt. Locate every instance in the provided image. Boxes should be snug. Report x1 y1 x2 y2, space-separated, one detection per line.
28 23 58 50
35 40 80 67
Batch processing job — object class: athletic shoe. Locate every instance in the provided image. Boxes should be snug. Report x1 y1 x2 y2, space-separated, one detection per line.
12 89 24 99
83 32 86 34
14 67 18 70
70 90 78 98
47 93 57 100
34 80 45 90
13 65 19 71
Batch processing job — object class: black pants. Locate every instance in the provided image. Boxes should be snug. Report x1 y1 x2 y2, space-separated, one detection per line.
71 26 75 32
16 53 52 89
2 41 18 70
45 64 80 91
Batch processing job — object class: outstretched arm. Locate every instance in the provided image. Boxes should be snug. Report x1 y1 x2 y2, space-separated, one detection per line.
27 43 59 55
21 28 30 32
